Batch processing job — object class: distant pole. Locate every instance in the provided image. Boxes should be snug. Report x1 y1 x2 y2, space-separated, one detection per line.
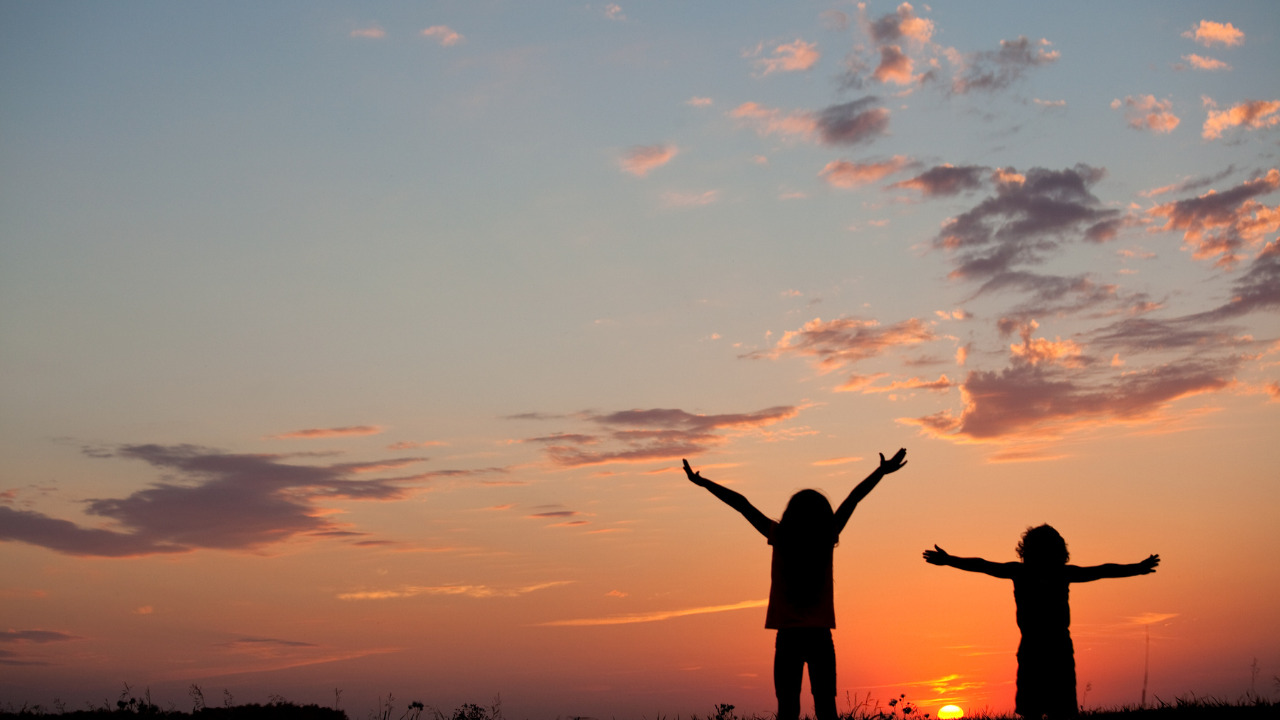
1141 624 1150 708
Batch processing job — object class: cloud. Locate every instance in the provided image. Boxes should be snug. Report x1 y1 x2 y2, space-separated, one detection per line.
1201 98 1280 140
661 190 719 208
753 39 820 77
864 2 935 45
949 37 1059 94
839 374 955 394
338 581 570 601
422 25 464 46
538 598 766 626
819 156 911 188
620 144 678 177
935 164 1122 280
524 405 803 468
686 97 713 107
0 444 494 557
1181 54 1231 71
1140 166 1237 198
602 3 625 21
743 316 934 371
350 26 385 39
1147 168 1280 268
729 102 819 142
891 164 989 196
873 45 919 86
272 425 383 439
815 98 891 145
1111 95 1180 134
0 630 81 643
904 357 1236 452
729 98 888 146
1182 20 1244 47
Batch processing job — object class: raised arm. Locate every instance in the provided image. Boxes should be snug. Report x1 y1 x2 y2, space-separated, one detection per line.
923 545 1019 579
832 448 907 535
1067 554 1160 583
683 459 774 538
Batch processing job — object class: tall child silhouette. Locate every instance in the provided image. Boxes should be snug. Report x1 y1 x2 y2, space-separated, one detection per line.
923 525 1160 719
683 449 908 720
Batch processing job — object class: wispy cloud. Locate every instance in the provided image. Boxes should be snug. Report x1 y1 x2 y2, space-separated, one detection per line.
1111 95 1180 134
620 144 678 177
0 444 499 557
949 37 1059 95
271 425 384 439
338 581 570 601
1182 20 1244 48
422 25 464 47
1180 54 1231 71
743 317 934 372
350 26 385 39
538 599 766 626
751 39 820 77
0 630 81 643
661 190 719 208
729 99 888 146
820 156 912 188
890 164 989 196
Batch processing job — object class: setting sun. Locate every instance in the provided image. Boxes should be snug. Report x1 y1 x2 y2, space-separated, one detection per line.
937 705 965 720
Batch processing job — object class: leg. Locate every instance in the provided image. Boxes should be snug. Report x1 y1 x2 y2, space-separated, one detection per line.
774 630 804 720
806 630 838 720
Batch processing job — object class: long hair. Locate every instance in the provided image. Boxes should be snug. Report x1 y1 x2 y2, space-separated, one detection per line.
1016 524 1069 566
774 489 836 607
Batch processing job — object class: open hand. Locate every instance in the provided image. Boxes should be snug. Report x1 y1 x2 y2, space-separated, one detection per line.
923 545 950 565
1138 554 1160 574
682 459 705 484
879 448 908 474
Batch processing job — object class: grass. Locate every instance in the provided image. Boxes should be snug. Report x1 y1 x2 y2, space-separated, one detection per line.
1 688 1276 720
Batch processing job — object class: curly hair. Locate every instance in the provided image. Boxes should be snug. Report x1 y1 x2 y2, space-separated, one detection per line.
1016 524 1069 565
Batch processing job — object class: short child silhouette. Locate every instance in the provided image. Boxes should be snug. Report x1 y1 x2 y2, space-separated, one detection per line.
683 449 908 720
923 525 1160 719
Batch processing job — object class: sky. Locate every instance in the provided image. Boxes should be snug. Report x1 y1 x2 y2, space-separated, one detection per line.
2 2 1279 718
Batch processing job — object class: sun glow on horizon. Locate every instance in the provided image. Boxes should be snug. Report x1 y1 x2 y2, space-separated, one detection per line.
938 705 965 720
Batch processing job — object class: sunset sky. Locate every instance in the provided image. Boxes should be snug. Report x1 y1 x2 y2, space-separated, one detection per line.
2 2 1279 718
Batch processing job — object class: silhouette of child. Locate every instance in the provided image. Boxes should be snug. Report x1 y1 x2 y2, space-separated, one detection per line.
923 525 1160 719
683 450 908 720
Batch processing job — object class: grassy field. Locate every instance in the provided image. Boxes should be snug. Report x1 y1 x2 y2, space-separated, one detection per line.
1 692 1276 720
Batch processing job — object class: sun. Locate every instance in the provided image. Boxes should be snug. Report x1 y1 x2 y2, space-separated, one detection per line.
937 705 965 719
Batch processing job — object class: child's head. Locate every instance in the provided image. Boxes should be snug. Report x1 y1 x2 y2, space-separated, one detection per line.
779 489 835 542
1016 524 1069 565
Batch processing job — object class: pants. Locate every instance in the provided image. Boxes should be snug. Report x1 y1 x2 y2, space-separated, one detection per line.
774 628 836 720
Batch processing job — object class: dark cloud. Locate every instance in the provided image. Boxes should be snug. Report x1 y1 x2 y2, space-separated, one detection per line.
1 445 489 558
0 630 81 643
937 164 1122 280
816 98 890 145
951 36 1060 94
892 164 989 196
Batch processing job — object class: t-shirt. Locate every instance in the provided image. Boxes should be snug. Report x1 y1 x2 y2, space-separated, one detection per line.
764 522 836 629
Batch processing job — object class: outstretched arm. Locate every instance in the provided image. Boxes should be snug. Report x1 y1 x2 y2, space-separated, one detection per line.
683 459 774 538
923 545 1019 579
832 448 907 535
1068 554 1160 583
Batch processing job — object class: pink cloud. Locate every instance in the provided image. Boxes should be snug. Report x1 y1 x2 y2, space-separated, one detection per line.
891 164 988 196
620 144 678 177
730 99 889 146
660 190 719 208
753 39 820 77
873 45 917 85
686 97 713 107
272 425 384 439
422 25 463 46
819 156 911 188
743 316 935 371
729 102 818 141
350 26 385 39
1202 98 1280 140
1181 54 1231 71
1147 169 1280 268
1182 20 1244 47
839 374 955 394
1111 95 1180 134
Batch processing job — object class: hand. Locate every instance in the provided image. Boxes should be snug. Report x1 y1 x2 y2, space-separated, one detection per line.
879 448 908 474
923 545 950 565
1138 554 1160 574
682 459 705 485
